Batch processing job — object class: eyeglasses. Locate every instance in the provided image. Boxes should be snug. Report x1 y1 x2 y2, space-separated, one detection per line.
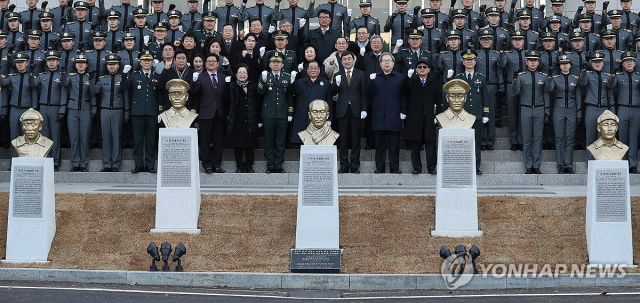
336 42 347 45
206 60 218 63
381 59 393 63
319 16 331 19
416 65 429 69
237 71 247 75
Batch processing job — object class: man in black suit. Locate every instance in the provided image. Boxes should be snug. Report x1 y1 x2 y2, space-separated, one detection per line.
220 23 243 58
359 34 384 149
301 9 339 63
190 53 229 174
331 50 367 174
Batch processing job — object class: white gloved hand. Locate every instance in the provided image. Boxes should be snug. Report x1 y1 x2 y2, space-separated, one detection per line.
360 46 366 56
482 117 489 124
327 121 331 126
268 25 276 33
157 115 162 123
335 75 341 85
144 35 150 45
400 113 407 120
298 62 304 72
299 18 306 28
261 70 268 82
347 8 352 17
291 71 297 81
192 72 200 81
154 59 159 66
396 39 403 47
258 123 263 128
434 118 438 124
225 76 231 82
288 116 293 122
360 111 367 119
370 73 376 80
123 65 132 73
447 69 454 78
259 46 265 57
408 68 414 78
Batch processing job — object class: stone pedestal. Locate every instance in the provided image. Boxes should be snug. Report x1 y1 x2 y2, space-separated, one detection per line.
431 128 482 238
151 128 201 234
586 160 633 265
3 158 55 263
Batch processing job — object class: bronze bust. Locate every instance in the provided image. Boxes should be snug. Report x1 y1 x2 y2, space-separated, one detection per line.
298 99 340 145
160 79 199 128
587 110 629 160
436 79 475 129
11 108 54 157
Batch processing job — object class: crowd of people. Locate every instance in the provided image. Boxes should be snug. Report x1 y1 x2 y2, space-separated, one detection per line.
0 0 638 175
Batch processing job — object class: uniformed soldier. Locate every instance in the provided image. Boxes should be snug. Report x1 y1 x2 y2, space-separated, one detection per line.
273 0 312 37
65 1 92 48
24 29 47 75
19 0 41 31
438 30 465 86
455 49 489 175
116 33 140 73
311 0 350 37
572 0 604 34
6 12 26 52
546 16 570 52
194 11 223 51
634 34 640 73
476 28 503 149
261 30 297 73
166 10 185 45
384 0 416 49
181 0 203 32
458 0 481 30
49 0 74 33
419 8 444 54
478 7 509 51
545 54 581 174
38 12 60 51
91 54 129 172
498 30 528 150
104 10 125 52
539 32 558 76
109 0 136 31
540 0 572 33
32 50 66 170
0 53 39 157
600 29 622 74
449 9 475 47
608 51 640 173
60 54 97 171
509 0 544 31
81 0 105 27
515 10 539 51
122 50 162 173
429 0 450 30
146 0 169 28
394 29 432 76
619 0 638 31
257 52 293 173
147 22 169 60
565 32 587 76
349 0 379 36
130 8 154 53
575 13 600 53
513 50 550 174
604 10 632 51
85 31 110 78
211 0 243 36
579 52 615 150
59 32 77 73
0 29 11 76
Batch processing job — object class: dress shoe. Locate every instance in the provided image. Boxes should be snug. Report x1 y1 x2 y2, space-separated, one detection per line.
236 169 243 173
565 167 575 174
215 168 225 173
480 145 486 150
486 145 494 150
374 169 383 174
525 168 532 174
100 168 112 172
412 169 421 175
112 168 119 172
79 167 88 172
476 169 482 175
131 167 143 173
558 168 565 174
510 144 518 151
517 144 523 150
148 168 157 173
205 168 213 174
428 169 437 175
71 167 79 172
495 122 502 128
266 169 273 174
247 168 255 173
533 168 541 174
630 167 638 174
351 168 360 174
54 166 59 172
391 170 402 174
338 167 350 174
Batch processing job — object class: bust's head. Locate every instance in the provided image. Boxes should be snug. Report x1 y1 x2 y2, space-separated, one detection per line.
443 79 470 114
19 108 43 142
166 79 190 111
597 110 619 143
308 100 330 129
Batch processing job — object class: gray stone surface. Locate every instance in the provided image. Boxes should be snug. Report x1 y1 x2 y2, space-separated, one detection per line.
215 272 282 289
281 274 349 290
0 268 40 281
506 275 597 289
127 272 217 287
349 274 418 290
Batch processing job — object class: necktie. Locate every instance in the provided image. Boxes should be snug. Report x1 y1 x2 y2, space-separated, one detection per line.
211 73 218 91
422 79 426 86
467 73 471 81
347 70 351 86
145 73 149 80
275 74 279 82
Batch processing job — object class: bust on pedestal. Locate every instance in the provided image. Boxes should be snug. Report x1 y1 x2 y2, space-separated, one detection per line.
297 100 339 146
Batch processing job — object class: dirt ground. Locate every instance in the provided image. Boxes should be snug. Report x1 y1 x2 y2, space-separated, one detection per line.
0 193 639 273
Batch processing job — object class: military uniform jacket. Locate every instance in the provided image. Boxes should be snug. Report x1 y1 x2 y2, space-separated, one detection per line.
549 31 569 52
609 71 640 107
510 7 544 31
454 26 475 47
611 27 632 51
60 72 97 114
479 25 509 52
25 48 47 75
546 73 582 114
311 2 350 37
451 8 480 30
146 11 169 28
273 4 312 36
181 10 204 32
0 8 10 30
541 14 573 33
39 31 60 51
456 72 489 118
579 70 614 109
122 71 163 116
166 28 185 45
513 70 550 116
350 14 380 36
130 26 154 52
110 3 136 31
212 5 243 34
261 49 297 74
65 20 92 45
600 48 623 74
33 70 67 110
194 29 223 50
434 11 450 31
0 47 10 75
105 29 125 52
476 48 503 86
146 41 165 61
117 49 141 73
521 29 539 51
499 48 527 83
81 5 104 27
394 48 433 75
539 50 559 76
95 73 130 114
20 7 41 31
7 30 26 52
49 5 75 33
0 72 38 115
620 10 639 31
84 49 111 78
581 31 600 52
60 49 78 74
564 50 586 76
573 11 603 34
257 72 293 119
437 48 464 82
384 12 416 44
241 4 274 33
420 26 444 54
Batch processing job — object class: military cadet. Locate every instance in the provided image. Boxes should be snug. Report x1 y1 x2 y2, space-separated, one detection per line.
600 29 622 74
513 50 549 174
147 23 169 60
419 8 444 55
635 34 640 73
60 54 97 171
6 12 25 52
85 31 110 78
515 11 539 51
394 29 432 76
429 0 450 30
257 52 292 173
619 0 638 31
116 33 140 73
565 32 587 76
575 13 600 53
573 0 604 34
240 0 274 35
91 54 128 172
384 0 416 49
476 28 502 149
349 0 379 36
104 10 124 52
0 1 12 30
605 10 633 51
122 50 162 173
478 7 509 51
491 0 510 30
130 8 154 53
456 49 489 175
438 30 465 85
0 30 10 75
38 12 59 51
65 1 92 48
498 30 528 150
541 0 572 33
545 54 581 174
59 32 77 73
110 0 135 31
273 0 313 37
166 10 184 46
509 0 544 31
19 0 41 31
0 53 39 157
24 29 47 75
449 9 475 47
539 32 558 76
579 52 614 149
546 16 570 52
147 0 169 28
458 0 480 30
50 0 74 33
261 30 296 73
607 52 640 173
212 0 243 36
32 50 66 171
310 0 350 37
82 0 105 27
181 0 203 32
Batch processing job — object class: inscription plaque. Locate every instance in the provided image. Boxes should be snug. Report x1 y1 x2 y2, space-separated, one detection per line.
290 249 341 273
161 135 192 188
595 168 628 222
441 136 474 188
300 153 334 207
12 165 44 218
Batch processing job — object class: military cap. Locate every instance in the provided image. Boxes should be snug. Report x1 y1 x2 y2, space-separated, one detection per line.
525 50 540 60
578 13 592 22
105 54 121 64
106 10 121 19
139 50 154 60
608 10 622 18
394 0 408 4
202 11 216 21
621 51 636 62
635 33 640 41
61 32 75 41
39 12 54 21
73 1 88 10
187 0 199 2
621 0 631 2
6 12 20 21
583 0 596 3
168 10 182 18
597 110 618 124
13 52 29 62
421 8 436 17
446 29 462 39
123 32 135 40
45 50 61 60
590 52 605 61
548 15 562 23
517 10 531 19
462 48 477 59
132 8 148 17
550 0 565 4
510 30 525 39
570 31 585 41
417 56 432 67
558 54 571 63
601 29 617 39
478 28 494 38
540 32 555 41
27 29 42 39
151 0 164 2
408 28 423 39
166 79 190 93
154 22 168 31
486 7 501 15
269 51 283 62
92 31 107 40
0 29 8 38
20 108 43 122
359 0 372 7
75 54 88 63
443 79 470 94
452 9 466 18
273 30 289 40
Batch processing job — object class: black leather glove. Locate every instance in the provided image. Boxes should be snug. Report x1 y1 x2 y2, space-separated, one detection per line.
77 43 85 53
480 5 486 15
88 71 96 80
559 40 568 51
603 1 609 11
28 73 35 86
8 4 15 12
61 16 67 27
413 6 421 16
441 19 449 30
451 0 457 8
168 4 176 11
577 6 583 14
513 69 521 82
57 113 65 121
510 0 517 8
124 115 130 124
582 62 591 71
243 0 248 4
391 12 398 20
547 68 553 76
539 4 545 13
41 1 48 11
29 63 36 73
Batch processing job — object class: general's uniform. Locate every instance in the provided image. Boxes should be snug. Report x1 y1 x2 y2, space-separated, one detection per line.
394 46 432 76
261 49 297 74
257 70 292 172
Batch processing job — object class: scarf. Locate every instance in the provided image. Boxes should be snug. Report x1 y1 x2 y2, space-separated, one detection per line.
237 80 248 94
305 122 332 144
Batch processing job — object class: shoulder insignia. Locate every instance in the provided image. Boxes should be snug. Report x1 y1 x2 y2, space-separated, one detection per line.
552 74 560 78
38 71 47 75
0 75 5 78
69 73 77 75
540 72 547 76
455 73 464 77
85 50 94 53
518 71 526 75
66 21 74 25
99 75 108 78
532 31 538 34
616 72 623 75
282 72 290 76
572 75 580 79
8 73 15 76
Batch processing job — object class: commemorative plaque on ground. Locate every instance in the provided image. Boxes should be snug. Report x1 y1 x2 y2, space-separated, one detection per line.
152 128 201 234
431 128 482 237
291 145 341 273
586 160 633 265
3 157 56 263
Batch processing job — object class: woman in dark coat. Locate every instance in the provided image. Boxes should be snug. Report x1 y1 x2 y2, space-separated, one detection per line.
294 43 328 81
402 58 442 175
225 63 260 173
